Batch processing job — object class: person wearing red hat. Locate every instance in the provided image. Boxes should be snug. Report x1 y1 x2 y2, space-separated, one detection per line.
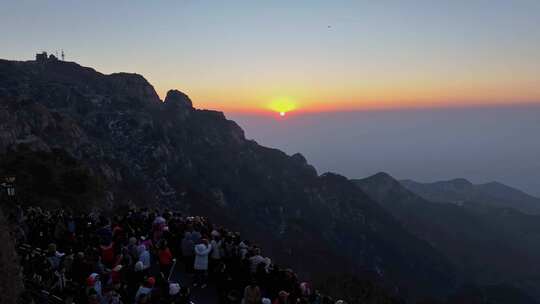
86 276 95 287
85 273 102 301
135 276 155 302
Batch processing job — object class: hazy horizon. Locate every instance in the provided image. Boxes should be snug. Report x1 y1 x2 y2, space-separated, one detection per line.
229 104 540 197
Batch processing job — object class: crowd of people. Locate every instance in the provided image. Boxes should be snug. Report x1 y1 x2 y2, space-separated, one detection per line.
8 205 345 304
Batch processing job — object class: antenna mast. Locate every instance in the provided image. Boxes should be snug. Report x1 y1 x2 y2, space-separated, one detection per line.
61 49 65 61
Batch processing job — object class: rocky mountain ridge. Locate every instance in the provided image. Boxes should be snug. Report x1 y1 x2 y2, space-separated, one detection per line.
0 58 455 300
400 178 540 214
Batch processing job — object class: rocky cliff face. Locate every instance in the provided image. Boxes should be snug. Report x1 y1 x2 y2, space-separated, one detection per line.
0 58 455 299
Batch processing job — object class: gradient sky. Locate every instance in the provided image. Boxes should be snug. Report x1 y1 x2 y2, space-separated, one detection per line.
2 1 540 195
1 0 540 113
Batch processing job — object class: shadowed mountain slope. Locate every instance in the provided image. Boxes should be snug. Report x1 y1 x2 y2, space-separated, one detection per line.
354 172 540 301
0 58 456 300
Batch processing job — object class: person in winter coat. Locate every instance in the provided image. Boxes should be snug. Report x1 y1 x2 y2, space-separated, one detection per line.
193 238 212 288
158 240 174 278
86 273 102 300
135 277 155 303
238 241 249 259
191 228 202 244
249 248 265 274
100 241 115 267
181 232 194 273
242 280 262 304
102 288 123 304
210 232 222 275
46 243 64 270
127 237 139 262
273 291 290 304
138 245 151 271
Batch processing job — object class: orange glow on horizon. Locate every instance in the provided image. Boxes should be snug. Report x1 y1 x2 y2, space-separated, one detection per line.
155 83 540 115
185 97 540 116
267 97 298 114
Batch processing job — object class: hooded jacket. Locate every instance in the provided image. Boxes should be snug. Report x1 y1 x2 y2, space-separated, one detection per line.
193 243 212 270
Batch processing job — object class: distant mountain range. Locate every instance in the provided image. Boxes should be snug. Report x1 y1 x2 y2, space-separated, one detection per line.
400 178 540 214
354 173 540 301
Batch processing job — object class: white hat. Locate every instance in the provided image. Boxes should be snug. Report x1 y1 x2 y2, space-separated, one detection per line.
113 264 123 272
169 283 181 295
262 298 272 304
134 261 144 272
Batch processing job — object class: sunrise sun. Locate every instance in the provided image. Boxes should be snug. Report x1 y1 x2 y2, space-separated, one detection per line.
268 97 297 117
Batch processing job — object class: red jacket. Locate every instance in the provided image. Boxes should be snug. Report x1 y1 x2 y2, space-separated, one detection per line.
100 243 115 265
158 248 173 266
